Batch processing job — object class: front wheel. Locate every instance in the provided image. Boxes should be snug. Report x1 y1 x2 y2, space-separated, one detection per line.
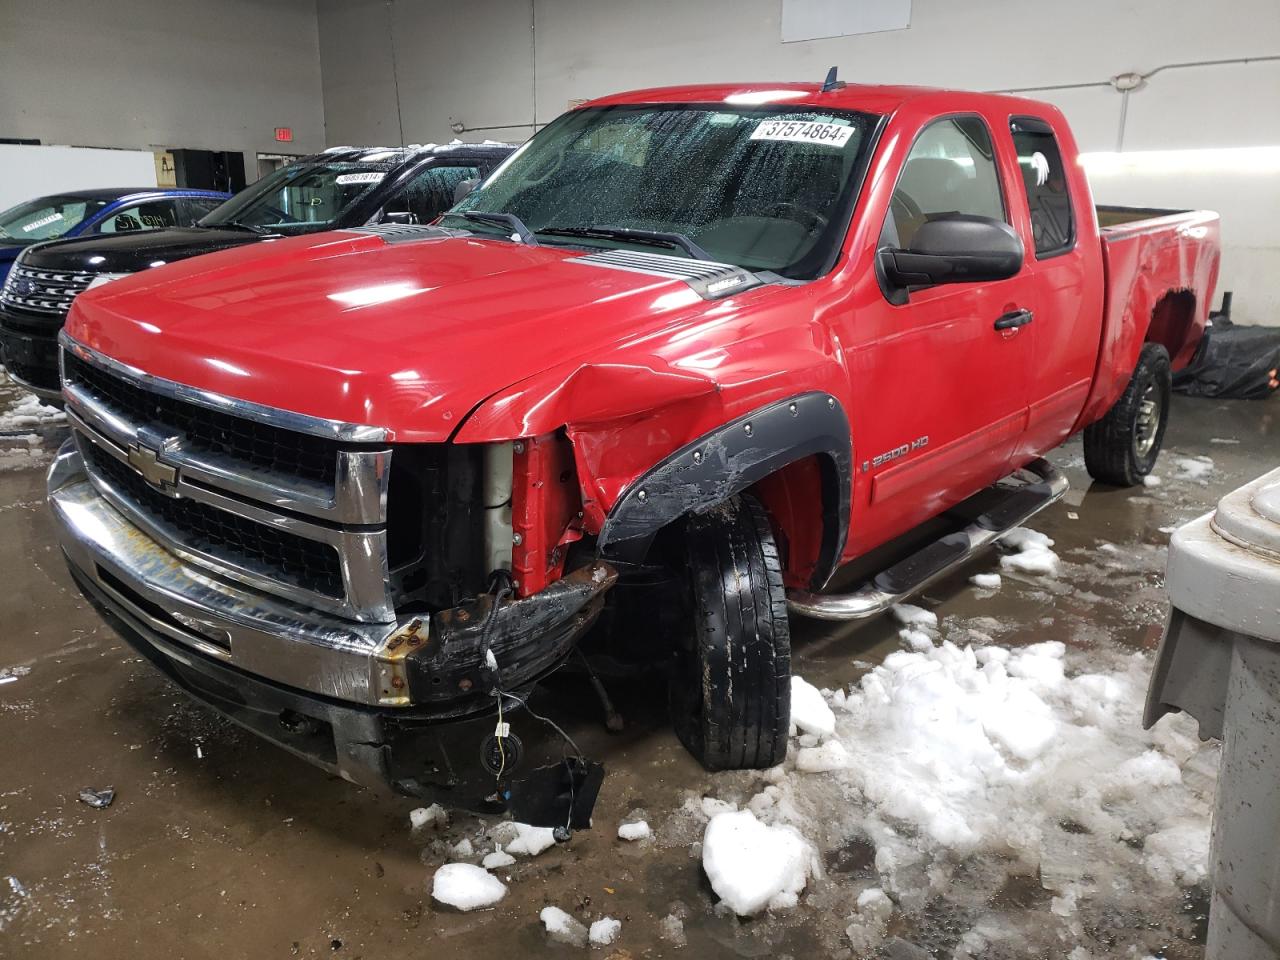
670 495 791 771
1084 343 1172 486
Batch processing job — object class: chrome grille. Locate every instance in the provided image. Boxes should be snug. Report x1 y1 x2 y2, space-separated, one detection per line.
1 263 96 315
60 336 396 623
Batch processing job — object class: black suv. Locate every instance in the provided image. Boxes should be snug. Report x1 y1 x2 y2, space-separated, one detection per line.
0 142 513 400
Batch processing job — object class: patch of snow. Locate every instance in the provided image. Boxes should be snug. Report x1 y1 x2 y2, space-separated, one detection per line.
701 809 818 915
1209 437 1240 445
899 628 935 651
795 739 851 773
1175 456 1214 482
700 796 737 819
846 887 895 953
891 603 938 629
588 916 621 946
506 822 557 857
0 395 65 431
658 912 687 946
1144 820 1211 885
999 526 1060 576
970 572 1002 590
409 803 447 830
450 837 474 858
481 848 515 870
540 906 588 946
790 675 835 738
617 820 651 841
431 863 506 910
1142 474 1162 487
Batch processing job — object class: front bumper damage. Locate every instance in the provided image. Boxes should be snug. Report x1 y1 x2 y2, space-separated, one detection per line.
50 440 614 819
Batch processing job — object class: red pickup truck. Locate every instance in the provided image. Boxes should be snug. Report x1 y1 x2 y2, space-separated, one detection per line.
48 81 1219 822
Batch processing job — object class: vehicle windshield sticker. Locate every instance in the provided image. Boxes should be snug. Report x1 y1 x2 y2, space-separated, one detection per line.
335 172 385 185
21 212 63 233
750 119 854 148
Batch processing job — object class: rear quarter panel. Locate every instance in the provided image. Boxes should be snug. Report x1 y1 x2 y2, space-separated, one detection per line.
1075 210 1220 428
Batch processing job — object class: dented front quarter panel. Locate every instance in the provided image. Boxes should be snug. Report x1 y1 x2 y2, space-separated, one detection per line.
455 281 852 533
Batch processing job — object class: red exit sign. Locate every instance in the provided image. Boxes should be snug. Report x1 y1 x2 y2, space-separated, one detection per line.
274 127 293 143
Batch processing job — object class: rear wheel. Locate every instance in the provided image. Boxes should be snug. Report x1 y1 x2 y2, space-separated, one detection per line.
670 495 791 771
1084 343 1172 486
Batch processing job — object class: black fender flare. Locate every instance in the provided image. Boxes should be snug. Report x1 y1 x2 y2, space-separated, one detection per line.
596 391 851 590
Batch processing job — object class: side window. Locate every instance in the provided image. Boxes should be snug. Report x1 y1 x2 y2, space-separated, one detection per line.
386 164 481 223
181 198 223 224
97 199 181 234
1011 118 1075 257
882 116 1005 249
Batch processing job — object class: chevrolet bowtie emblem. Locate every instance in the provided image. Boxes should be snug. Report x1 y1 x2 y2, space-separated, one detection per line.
126 442 178 490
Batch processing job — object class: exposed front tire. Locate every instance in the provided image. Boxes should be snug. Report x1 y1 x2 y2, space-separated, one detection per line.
1084 343 1172 486
670 495 791 771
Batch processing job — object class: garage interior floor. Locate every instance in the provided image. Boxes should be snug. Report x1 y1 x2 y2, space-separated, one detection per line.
0 372 1274 959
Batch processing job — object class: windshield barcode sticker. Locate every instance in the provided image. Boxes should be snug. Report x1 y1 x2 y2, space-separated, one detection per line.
750 120 853 148
21 212 63 233
335 172 385 185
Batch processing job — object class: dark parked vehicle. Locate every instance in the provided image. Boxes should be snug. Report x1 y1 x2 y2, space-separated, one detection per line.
0 187 228 285
0 143 512 400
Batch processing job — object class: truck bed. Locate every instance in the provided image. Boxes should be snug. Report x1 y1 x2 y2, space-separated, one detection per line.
1075 205 1221 430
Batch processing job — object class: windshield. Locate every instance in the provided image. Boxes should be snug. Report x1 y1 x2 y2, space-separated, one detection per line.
200 157 402 234
0 195 110 244
444 104 877 279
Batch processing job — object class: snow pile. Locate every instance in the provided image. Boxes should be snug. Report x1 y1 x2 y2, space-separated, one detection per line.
845 887 895 953
588 916 621 946
969 572 1002 590
789 676 835 738
701 809 818 915
1142 474 1162 488
998 527 1060 575
1175 456 1214 482
617 819 651 841
0 394 65 431
541 906 589 946
431 863 506 910
772 634 1216 915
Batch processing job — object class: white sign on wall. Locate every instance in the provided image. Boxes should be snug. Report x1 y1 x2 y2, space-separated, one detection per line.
781 0 912 43
0 145 158 212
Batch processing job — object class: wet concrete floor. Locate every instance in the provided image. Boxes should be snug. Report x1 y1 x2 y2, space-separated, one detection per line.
0 373 1275 959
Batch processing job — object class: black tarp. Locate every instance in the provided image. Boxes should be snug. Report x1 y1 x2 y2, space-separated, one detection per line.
1173 317 1280 400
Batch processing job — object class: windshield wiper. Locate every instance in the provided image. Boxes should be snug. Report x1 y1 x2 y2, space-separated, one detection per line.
203 220 267 234
460 211 538 246
536 225 714 261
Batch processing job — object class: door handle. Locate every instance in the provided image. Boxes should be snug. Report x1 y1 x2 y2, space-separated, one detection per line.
994 309 1034 331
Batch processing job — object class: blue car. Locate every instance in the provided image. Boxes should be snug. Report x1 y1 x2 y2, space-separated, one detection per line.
0 187 230 284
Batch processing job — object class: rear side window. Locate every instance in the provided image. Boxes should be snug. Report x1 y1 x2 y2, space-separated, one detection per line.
1011 117 1075 257
96 199 181 234
882 115 1005 249
385 164 481 223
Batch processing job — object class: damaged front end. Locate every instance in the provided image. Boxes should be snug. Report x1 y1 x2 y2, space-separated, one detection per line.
50 366 616 824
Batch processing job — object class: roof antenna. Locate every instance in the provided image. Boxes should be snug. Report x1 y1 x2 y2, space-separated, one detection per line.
821 65 845 93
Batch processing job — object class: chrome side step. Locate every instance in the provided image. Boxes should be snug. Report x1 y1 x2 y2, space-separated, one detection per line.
787 458 1068 621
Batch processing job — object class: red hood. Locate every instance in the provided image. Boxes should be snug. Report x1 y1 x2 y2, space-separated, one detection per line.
65 230 715 441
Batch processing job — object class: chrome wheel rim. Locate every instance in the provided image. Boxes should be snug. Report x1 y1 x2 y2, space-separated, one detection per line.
1135 383 1161 458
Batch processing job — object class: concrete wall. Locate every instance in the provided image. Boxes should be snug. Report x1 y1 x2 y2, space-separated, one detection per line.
0 0 325 167
317 0 1280 325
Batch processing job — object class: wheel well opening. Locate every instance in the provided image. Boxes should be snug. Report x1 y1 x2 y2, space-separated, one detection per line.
747 453 837 590
1146 289 1196 363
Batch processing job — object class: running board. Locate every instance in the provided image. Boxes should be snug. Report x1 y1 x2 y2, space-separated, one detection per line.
787 458 1068 621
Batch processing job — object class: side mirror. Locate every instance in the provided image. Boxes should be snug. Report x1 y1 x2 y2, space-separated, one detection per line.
381 210 418 225
453 178 480 204
879 214 1023 291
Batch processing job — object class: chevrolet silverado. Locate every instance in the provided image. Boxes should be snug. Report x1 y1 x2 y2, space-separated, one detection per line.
46 80 1220 824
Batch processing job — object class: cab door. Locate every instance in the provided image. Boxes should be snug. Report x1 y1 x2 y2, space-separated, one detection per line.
844 113 1036 552
1005 115 1102 460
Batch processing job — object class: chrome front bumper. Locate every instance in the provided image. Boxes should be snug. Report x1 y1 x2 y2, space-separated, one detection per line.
49 440 406 707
